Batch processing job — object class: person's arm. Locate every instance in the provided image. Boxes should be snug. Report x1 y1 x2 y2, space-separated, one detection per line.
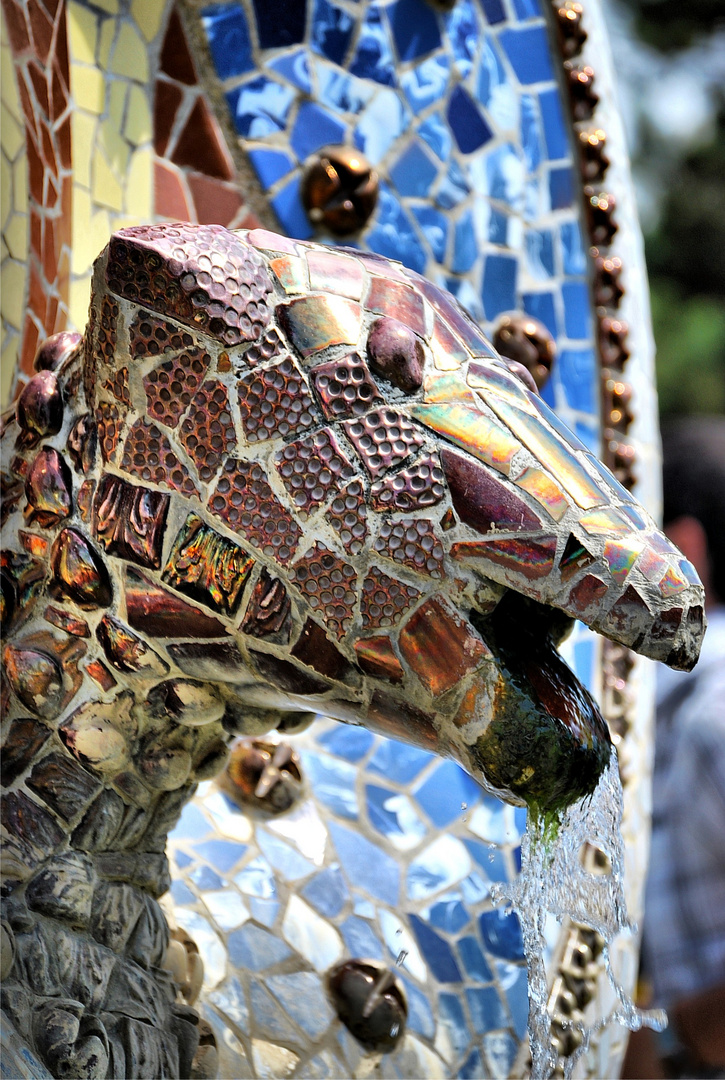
673 982 725 1066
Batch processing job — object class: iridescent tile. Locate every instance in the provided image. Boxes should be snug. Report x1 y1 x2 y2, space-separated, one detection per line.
163 514 253 616
602 537 643 584
423 370 475 405
269 254 308 295
679 558 700 586
485 397 605 508
579 507 632 537
441 446 542 534
658 564 689 597
366 276 427 338
411 402 522 475
452 535 557 580
307 249 365 301
514 466 569 521
247 228 299 256
634 546 667 582
429 316 469 371
620 504 649 530
398 598 489 697
276 295 362 355
559 533 595 582
467 361 536 413
354 636 405 683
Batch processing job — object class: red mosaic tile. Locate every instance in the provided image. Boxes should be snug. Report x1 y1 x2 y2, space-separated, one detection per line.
238 357 317 443
125 568 227 638
209 457 302 565
566 573 608 616
311 353 384 421
275 427 356 519
143 346 211 428
326 479 368 555
172 98 232 181
342 407 425 479
451 536 557 580
288 543 357 639
187 173 244 228
179 379 237 482
160 8 197 84
121 419 199 498
154 80 183 156
354 636 404 683
374 518 445 578
154 159 192 221
360 566 420 630
240 569 292 641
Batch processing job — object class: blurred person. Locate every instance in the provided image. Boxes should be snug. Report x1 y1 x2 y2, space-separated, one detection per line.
623 417 725 1079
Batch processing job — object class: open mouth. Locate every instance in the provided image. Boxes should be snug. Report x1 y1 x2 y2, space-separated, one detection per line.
466 591 612 817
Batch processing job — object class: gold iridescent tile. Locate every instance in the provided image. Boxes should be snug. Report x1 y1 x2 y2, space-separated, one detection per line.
514 466 569 522
270 255 308 295
487 397 605 509
354 636 405 683
398 598 489 697
276 295 362 357
603 537 643 585
451 536 558 580
430 314 469 371
579 507 632 536
246 228 299 255
658 564 689 597
307 249 365 301
422 370 477 406
467 362 536 413
637 546 669 581
679 558 700 586
411 402 521 475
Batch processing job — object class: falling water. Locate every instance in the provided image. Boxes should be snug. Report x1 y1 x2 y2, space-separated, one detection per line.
490 750 666 1079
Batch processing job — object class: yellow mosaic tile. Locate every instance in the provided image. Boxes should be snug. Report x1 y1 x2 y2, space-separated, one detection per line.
12 155 26 213
110 21 149 81
93 0 119 15
1 157 10 227
1 102 23 158
69 278 93 335
68 4 99 65
1 262 25 330
72 64 105 114
125 148 153 217
92 153 124 213
2 338 17 407
124 84 152 145
131 0 167 44
72 112 95 188
4 213 27 263
100 118 131 173
71 188 111 275
108 79 127 129
1 18 27 403
98 17 115 68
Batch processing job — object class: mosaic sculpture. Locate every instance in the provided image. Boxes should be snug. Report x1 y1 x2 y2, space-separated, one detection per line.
0 221 706 1078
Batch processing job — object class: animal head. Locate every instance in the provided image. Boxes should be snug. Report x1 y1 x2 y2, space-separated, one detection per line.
18 222 705 817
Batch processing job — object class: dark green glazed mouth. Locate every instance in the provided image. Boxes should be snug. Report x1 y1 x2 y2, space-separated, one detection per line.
470 594 612 818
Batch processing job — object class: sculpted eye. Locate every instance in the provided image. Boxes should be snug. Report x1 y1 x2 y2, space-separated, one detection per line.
366 316 424 393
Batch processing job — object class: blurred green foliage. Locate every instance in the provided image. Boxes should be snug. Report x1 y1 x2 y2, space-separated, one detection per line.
620 1 725 417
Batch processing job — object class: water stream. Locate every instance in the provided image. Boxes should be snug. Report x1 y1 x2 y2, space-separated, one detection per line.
490 751 666 1079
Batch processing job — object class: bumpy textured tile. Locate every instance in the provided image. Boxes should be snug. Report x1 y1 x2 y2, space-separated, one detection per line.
374 518 444 578
121 419 199 498
238 357 317 443
275 428 356 518
179 379 238 483
209 458 302 565
343 408 425 479
288 543 357 639
311 354 384 421
370 452 446 513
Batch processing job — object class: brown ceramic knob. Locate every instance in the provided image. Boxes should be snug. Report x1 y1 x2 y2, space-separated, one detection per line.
565 63 599 122
302 146 378 236
328 959 407 1053
223 738 303 814
577 128 609 183
598 314 629 369
492 313 556 392
584 187 617 248
33 331 83 373
554 1 587 58
591 250 624 309
16 371 63 445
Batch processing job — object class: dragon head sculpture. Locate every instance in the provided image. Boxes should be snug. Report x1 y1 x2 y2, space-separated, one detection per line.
5 222 705 818
0 222 706 1078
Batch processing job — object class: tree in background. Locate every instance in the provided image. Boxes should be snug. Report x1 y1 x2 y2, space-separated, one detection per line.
616 0 725 417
